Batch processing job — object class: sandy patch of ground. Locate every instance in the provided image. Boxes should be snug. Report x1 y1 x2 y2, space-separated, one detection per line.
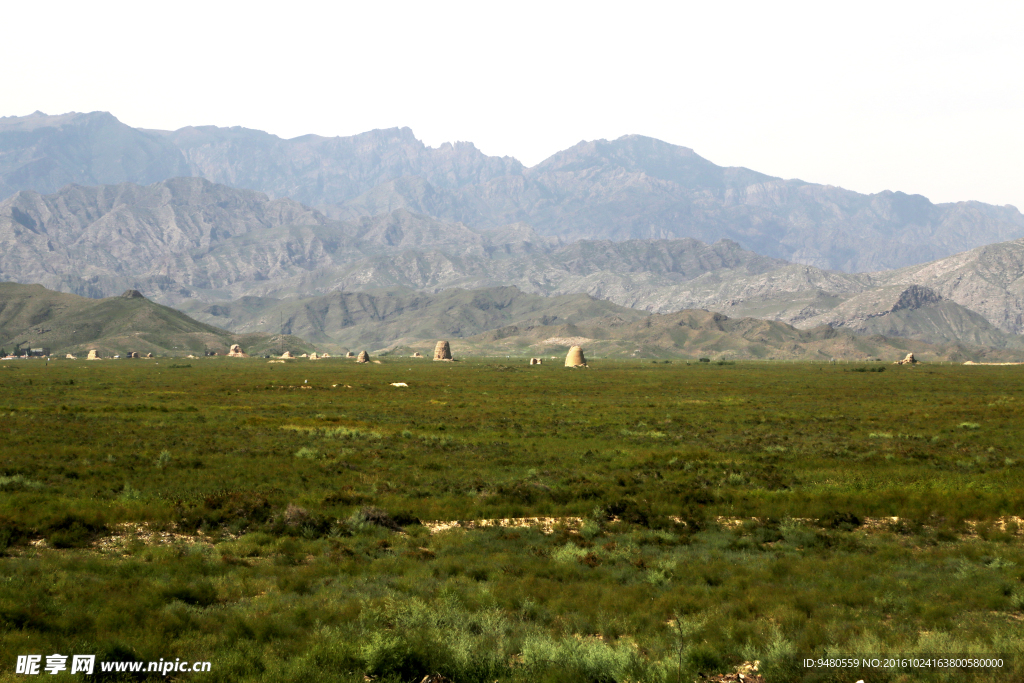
20 515 1023 554
422 516 584 534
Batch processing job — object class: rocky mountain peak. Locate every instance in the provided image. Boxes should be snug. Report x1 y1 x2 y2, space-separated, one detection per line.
891 285 943 312
527 133 773 195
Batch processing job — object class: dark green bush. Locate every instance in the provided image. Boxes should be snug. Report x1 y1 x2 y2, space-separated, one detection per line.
496 481 544 504
817 510 862 531
0 516 31 553
41 513 106 548
322 488 371 506
753 524 784 545
685 643 724 674
599 500 650 527
356 506 418 531
163 580 218 607
174 490 272 532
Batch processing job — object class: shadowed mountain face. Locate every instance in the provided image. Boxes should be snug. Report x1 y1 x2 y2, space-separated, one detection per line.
791 284 1021 348
870 238 1024 335
0 177 327 299
3 111 1023 272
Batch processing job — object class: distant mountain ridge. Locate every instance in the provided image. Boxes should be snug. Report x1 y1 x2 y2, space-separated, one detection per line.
3 110 1022 272
165 124 523 206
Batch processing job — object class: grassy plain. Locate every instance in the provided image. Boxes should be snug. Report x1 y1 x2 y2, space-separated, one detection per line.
1 357 1023 682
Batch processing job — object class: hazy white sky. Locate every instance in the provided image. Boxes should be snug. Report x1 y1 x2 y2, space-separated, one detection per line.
3 1 1022 208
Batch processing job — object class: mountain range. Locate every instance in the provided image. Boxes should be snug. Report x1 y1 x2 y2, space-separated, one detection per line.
2 110 1023 355
3 176 1024 350
3 110 1023 272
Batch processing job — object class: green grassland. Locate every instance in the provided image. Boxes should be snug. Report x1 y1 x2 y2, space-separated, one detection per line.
1 357 1023 682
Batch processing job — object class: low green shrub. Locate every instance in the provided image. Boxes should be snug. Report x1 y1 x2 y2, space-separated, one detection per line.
174 490 272 532
351 506 418 532
40 513 106 548
0 516 31 553
817 511 862 531
163 580 218 607
0 474 44 492
323 426 383 441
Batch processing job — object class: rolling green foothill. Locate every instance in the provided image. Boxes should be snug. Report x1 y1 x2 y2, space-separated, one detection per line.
0 282 313 358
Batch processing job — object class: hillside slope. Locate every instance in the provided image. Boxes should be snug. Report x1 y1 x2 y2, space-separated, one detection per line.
870 238 1024 334
0 177 326 298
175 283 1022 362
178 286 651 350
459 308 1018 363
0 283 311 356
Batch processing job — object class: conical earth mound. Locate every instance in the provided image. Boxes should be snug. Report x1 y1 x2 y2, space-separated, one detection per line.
433 340 453 361
565 345 587 367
